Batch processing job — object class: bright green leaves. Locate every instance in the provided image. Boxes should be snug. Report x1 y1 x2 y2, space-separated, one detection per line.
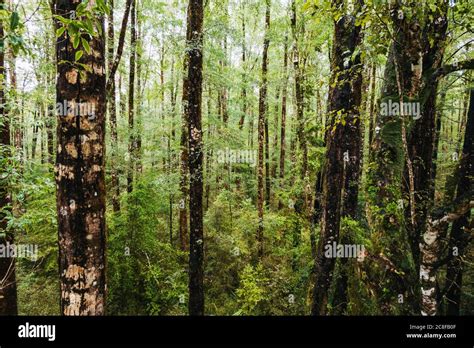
9 10 19 31
54 0 109 62
0 8 26 56
75 50 84 62
55 26 66 38
81 37 91 54
96 0 111 16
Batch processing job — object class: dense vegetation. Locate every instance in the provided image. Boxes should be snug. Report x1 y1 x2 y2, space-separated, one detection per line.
0 0 472 316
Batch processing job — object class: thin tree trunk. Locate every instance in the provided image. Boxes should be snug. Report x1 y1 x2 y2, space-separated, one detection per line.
291 0 307 180
186 0 204 316
108 0 120 212
239 1 247 130
179 65 189 252
135 3 143 173
256 0 270 259
264 106 271 206
368 63 377 149
31 109 39 160
270 85 280 181
46 103 54 164
127 0 137 193
279 35 288 193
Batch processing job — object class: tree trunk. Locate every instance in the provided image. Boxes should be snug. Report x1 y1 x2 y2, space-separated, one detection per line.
291 0 307 180
270 86 280 180
366 0 428 314
0 0 18 314
135 4 143 173
279 35 288 192
127 0 137 193
256 0 270 259
107 0 121 212
402 3 448 276
46 103 55 164
312 0 363 315
368 63 377 149
239 2 247 130
264 106 271 206
444 87 473 315
31 109 39 160
179 50 189 253
186 0 204 316
53 0 107 315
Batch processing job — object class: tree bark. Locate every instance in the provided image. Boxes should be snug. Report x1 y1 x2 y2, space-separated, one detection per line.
127 0 137 193
264 105 271 206
239 2 247 130
312 0 363 315
0 0 18 314
186 0 204 316
256 0 270 259
291 0 307 180
402 2 448 275
444 87 473 315
366 0 428 314
53 0 107 315
279 35 288 190
179 13 190 253
107 0 120 212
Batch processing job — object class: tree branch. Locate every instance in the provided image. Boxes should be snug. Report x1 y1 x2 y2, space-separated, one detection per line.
106 0 133 93
435 58 474 80
430 191 473 229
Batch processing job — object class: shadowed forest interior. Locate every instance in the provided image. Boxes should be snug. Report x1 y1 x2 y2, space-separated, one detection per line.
0 0 473 316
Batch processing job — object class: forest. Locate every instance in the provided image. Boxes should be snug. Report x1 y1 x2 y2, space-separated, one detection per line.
0 0 472 317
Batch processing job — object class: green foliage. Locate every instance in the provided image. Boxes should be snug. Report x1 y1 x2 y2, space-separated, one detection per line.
107 175 187 315
235 264 268 315
8 165 59 315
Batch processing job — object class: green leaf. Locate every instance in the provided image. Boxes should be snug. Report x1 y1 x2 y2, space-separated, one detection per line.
81 38 91 54
84 18 94 34
75 50 84 61
76 2 87 15
10 11 19 31
56 26 66 38
73 35 81 49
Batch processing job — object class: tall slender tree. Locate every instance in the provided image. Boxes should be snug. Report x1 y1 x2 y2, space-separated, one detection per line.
107 0 120 212
256 0 270 259
186 0 204 316
279 34 288 189
0 0 17 315
127 0 137 193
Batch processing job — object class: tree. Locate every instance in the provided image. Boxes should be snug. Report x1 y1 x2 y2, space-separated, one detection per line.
53 0 107 315
291 0 307 180
279 34 288 188
256 0 270 259
107 0 120 212
312 0 364 316
186 0 204 316
444 87 473 315
127 0 137 193
0 0 17 315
